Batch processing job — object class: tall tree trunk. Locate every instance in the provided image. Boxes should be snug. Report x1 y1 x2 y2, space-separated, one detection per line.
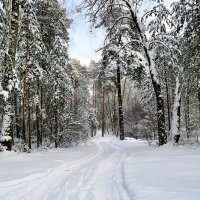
40 86 43 146
54 105 58 148
147 59 166 145
108 94 114 135
91 120 94 137
197 79 200 140
198 79 200 116
93 81 95 109
22 77 27 144
131 12 167 145
14 90 20 138
164 68 171 133
91 81 96 137
36 81 41 148
22 10 30 145
1 103 13 150
37 0 45 147
28 82 31 149
102 85 105 137
92 80 97 136
122 77 127 105
185 85 190 138
117 65 125 140
169 75 181 143
113 92 117 135
94 81 97 135
74 79 79 110
1 0 19 150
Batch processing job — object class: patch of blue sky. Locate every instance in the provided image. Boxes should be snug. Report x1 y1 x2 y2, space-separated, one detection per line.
60 0 176 66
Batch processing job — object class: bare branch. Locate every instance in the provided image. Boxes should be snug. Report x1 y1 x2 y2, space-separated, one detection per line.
105 16 133 42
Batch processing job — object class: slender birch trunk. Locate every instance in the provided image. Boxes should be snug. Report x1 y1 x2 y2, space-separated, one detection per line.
169 75 181 143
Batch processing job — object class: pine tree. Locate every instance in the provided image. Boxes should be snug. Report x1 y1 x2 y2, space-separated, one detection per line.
0 0 20 150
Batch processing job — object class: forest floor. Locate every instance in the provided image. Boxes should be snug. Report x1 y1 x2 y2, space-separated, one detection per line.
0 132 200 200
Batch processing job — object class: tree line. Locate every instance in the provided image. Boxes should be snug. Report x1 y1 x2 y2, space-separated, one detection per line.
86 0 200 145
1 0 199 150
0 0 92 151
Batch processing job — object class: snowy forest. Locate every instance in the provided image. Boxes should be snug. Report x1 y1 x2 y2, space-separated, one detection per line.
0 0 199 151
0 0 200 200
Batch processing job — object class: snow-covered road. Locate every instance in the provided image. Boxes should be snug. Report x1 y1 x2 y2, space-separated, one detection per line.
1 133 200 200
0 134 134 200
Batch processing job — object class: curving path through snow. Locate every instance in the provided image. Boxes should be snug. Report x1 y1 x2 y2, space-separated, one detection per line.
0 133 136 200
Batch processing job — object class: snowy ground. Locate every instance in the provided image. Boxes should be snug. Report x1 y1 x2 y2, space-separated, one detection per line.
1 132 200 200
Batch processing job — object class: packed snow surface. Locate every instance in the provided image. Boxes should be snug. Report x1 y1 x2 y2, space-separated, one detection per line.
1 132 200 200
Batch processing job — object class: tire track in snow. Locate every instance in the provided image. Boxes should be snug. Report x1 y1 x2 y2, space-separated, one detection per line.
77 143 121 200
21 143 103 200
61 141 134 200
109 142 134 200
0 136 135 200
21 142 106 200
0 143 101 200
44 141 121 200
0 164 69 200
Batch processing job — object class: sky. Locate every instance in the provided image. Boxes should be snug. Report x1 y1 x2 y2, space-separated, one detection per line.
61 0 105 66
61 0 175 66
